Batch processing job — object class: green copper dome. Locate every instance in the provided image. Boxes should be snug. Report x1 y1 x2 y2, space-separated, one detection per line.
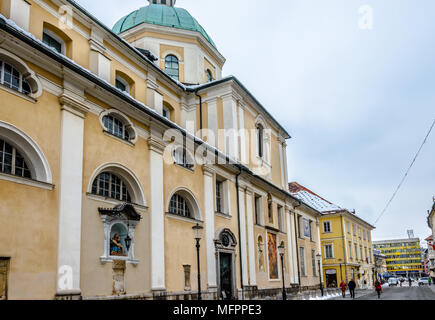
112 4 216 48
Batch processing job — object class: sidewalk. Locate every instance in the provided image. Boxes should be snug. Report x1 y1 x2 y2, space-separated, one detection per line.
332 287 374 300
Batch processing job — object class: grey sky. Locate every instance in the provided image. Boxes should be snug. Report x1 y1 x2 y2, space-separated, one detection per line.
75 0 435 243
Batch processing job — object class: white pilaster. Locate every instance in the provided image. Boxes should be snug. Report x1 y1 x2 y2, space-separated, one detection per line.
148 132 166 292
222 94 239 160
238 186 249 286
206 98 218 147
238 103 247 165
2 0 30 31
245 187 257 286
278 139 285 189
285 207 295 284
56 94 88 297
290 210 299 284
203 165 217 289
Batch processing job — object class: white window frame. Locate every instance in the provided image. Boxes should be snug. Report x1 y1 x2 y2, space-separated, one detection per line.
254 195 264 226
300 247 306 276
115 75 130 93
215 176 231 216
323 221 332 233
324 244 334 259
42 29 66 55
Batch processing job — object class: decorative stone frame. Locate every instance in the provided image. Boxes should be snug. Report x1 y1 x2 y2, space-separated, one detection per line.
99 204 141 266
98 109 138 144
214 228 238 300
0 48 42 99
0 120 52 184
166 187 202 221
88 162 146 206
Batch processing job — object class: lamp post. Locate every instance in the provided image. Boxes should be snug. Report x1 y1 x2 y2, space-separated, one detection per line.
192 223 204 300
316 253 324 296
278 243 286 300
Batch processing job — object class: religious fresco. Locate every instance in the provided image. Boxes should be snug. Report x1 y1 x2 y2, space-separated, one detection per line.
267 233 278 279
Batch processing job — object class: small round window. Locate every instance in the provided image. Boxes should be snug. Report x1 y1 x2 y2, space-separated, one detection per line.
221 234 230 247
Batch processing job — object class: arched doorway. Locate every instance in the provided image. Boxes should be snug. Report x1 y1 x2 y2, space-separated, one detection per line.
215 228 237 300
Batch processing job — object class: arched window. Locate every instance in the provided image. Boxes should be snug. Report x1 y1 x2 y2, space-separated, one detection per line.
0 139 31 178
91 172 132 202
169 193 191 218
103 114 131 141
206 69 213 82
165 55 179 80
0 60 32 95
256 124 264 158
173 146 194 169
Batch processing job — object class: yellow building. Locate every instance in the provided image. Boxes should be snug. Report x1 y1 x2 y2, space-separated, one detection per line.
0 0 313 300
288 183 375 289
373 238 423 278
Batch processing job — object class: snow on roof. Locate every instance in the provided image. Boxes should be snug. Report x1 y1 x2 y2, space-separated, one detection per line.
288 182 342 213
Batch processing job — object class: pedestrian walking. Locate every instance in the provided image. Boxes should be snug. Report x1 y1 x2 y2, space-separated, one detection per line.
429 277 432 286
375 280 382 299
340 280 347 298
408 277 412 287
348 279 356 299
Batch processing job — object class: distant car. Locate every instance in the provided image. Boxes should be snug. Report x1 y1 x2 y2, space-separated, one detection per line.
388 278 399 286
418 277 430 286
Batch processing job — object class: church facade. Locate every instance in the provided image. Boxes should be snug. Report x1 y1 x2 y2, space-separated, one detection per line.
0 0 322 300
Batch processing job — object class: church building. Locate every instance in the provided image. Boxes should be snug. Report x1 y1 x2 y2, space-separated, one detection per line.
0 0 322 300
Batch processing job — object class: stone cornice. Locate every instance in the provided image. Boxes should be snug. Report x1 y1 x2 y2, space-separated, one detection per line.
59 94 89 118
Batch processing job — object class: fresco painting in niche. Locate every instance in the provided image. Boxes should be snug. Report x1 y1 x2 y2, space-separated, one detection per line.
267 233 278 279
110 223 128 257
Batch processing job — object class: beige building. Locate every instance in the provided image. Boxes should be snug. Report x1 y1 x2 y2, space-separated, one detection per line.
288 183 323 291
288 183 375 288
0 0 319 300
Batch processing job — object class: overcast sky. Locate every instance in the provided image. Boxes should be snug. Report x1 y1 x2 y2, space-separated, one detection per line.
75 0 435 244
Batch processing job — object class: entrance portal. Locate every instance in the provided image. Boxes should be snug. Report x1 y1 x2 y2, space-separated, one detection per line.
219 253 233 300
215 228 237 300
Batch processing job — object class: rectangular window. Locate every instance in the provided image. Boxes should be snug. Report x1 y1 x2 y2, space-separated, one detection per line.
277 205 284 232
298 216 304 238
349 242 353 259
309 220 314 241
347 221 350 234
323 221 331 233
216 180 223 213
42 31 63 54
254 195 262 225
268 201 273 224
353 224 356 236
355 244 358 260
358 228 361 238
312 250 317 276
360 246 363 261
325 244 334 259
0 258 9 300
300 247 306 276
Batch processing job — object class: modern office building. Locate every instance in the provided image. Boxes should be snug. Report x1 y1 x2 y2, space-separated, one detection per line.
373 238 423 278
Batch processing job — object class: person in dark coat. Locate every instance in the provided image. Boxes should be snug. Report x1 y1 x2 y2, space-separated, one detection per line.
348 279 356 299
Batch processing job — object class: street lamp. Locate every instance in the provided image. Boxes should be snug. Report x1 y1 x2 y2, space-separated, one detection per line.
316 253 324 296
278 243 286 300
192 223 204 300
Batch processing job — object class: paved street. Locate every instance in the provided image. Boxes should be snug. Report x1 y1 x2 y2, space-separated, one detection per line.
333 283 435 300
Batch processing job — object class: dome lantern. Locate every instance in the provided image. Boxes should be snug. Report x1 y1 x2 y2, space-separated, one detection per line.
148 0 176 6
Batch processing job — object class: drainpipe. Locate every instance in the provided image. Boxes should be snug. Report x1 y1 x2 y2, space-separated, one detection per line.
195 91 203 138
293 201 302 292
235 165 244 300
